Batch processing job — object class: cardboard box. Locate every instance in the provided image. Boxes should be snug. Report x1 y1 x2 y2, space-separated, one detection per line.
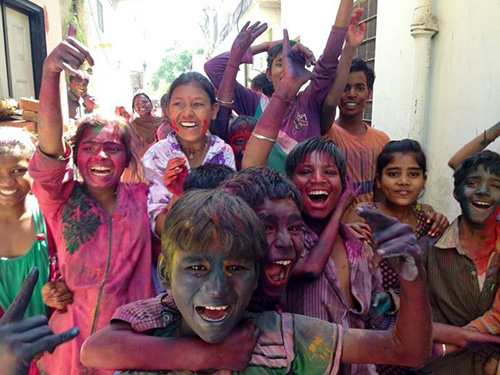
18 97 39 112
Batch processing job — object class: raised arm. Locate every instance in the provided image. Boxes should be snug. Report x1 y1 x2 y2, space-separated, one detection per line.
321 8 366 133
341 207 432 367
448 121 500 170
81 320 259 372
38 25 94 158
242 29 312 168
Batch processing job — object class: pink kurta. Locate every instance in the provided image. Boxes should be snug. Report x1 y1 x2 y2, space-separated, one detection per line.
29 149 156 375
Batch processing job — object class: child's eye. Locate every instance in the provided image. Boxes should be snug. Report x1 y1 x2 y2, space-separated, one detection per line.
296 169 311 176
187 265 206 271
226 265 247 272
13 168 27 174
325 169 337 176
289 225 301 232
466 180 479 187
387 171 399 177
409 171 421 177
84 146 95 152
106 146 121 153
491 182 500 190
173 102 184 107
264 225 274 232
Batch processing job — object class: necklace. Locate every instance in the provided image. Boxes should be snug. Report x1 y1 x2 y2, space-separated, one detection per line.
177 135 210 160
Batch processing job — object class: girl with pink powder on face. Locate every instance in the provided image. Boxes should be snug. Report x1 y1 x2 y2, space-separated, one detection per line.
28 34 155 375
141 71 235 237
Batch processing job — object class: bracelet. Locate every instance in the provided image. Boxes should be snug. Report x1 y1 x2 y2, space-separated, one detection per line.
272 92 296 105
251 132 276 143
441 343 447 358
481 130 492 146
215 98 234 108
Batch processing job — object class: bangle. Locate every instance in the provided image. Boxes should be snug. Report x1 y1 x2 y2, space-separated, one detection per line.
251 132 276 143
215 98 234 108
441 343 447 357
272 92 296 105
481 130 492 146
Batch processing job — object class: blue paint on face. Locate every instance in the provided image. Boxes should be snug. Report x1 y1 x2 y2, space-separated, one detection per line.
456 165 500 228
170 248 258 343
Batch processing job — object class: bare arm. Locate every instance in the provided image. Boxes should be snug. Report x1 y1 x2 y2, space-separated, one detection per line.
341 207 432 367
448 121 500 170
81 320 259 372
292 175 360 280
38 26 94 158
321 9 366 134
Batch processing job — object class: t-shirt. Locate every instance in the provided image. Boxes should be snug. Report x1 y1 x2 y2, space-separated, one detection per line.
326 122 390 219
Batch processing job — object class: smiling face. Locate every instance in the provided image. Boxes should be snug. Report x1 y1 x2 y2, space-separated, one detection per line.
229 120 255 170
338 71 371 117
133 94 152 118
0 153 32 207
69 77 89 98
378 152 426 208
455 165 500 228
292 151 342 220
267 52 283 89
170 247 258 343
254 197 303 298
169 82 219 144
76 125 127 194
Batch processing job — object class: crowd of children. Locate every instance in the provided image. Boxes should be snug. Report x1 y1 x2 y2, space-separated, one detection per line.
1 1 499 375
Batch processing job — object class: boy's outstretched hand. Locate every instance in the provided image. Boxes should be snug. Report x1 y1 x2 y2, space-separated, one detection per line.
356 204 421 281
346 8 366 48
281 29 313 94
0 267 78 375
231 21 268 60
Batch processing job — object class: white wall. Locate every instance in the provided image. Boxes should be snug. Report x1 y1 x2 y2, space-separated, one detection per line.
373 0 500 220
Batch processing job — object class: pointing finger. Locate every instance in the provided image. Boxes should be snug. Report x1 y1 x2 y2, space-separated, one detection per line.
2 267 38 323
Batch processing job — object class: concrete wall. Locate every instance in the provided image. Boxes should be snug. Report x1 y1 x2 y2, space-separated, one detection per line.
373 0 500 219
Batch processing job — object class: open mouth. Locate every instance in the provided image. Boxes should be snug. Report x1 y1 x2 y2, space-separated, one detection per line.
196 305 232 322
307 190 329 204
180 122 198 129
344 102 358 108
90 166 111 176
0 189 17 196
471 200 492 209
396 190 412 196
265 260 293 286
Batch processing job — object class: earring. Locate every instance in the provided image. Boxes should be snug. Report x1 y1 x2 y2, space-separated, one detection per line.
417 188 425 200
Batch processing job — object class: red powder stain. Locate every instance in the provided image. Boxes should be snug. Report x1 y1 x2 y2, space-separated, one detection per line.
212 229 220 247
171 119 179 132
234 214 243 231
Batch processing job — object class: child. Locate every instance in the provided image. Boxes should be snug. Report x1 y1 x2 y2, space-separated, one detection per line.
183 163 234 192
204 0 355 171
82 188 432 374
419 150 500 375
347 139 448 375
228 116 257 170
29 36 156 375
142 71 235 237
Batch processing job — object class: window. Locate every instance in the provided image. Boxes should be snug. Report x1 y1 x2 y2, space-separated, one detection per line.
353 0 377 123
97 0 104 33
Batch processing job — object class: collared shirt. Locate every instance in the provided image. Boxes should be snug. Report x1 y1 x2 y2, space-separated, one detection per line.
419 217 500 375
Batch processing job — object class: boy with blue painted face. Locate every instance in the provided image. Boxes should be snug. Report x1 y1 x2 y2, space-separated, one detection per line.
82 187 432 374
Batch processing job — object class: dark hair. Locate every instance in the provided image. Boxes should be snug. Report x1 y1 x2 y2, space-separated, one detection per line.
285 136 347 187
161 189 267 278
376 139 427 177
160 92 169 117
229 116 257 138
266 40 298 72
167 71 216 105
453 150 500 191
183 163 234 191
251 73 274 97
71 114 140 180
221 166 303 211
350 58 375 91
69 73 89 84
132 92 152 114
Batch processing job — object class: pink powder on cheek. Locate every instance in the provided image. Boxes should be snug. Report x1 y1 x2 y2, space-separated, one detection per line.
171 119 180 132
201 119 209 134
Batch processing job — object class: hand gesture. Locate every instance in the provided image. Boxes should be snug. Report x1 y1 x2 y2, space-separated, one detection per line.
356 204 421 281
163 157 189 196
41 281 73 313
281 29 313 93
231 21 268 60
208 318 260 371
0 268 78 375
425 211 449 237
370 291 393 318
334 174 362 217
43 22 94 77
346 8 366 48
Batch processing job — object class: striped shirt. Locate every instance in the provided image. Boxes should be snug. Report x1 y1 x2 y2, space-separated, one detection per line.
419 218 500 375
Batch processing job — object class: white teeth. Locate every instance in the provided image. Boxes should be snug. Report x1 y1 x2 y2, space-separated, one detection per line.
91 166 110 171
0 189 16 195
181 122 197 128
345 102 357 107
274 260 291 266
204 306 228 311
473 201 491 207
308 190 329 196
